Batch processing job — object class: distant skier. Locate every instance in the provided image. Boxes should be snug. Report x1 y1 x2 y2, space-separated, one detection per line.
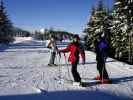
95 34 110 84
47 35 58 66
59 34 85 86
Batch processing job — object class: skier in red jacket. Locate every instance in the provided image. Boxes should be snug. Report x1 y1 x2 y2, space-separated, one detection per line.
59 35 85 85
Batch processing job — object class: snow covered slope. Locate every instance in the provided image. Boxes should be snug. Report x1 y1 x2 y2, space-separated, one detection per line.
0 37 132 100
14 37 34 44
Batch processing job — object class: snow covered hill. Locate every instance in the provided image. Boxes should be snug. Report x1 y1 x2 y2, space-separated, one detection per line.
0 37 133 100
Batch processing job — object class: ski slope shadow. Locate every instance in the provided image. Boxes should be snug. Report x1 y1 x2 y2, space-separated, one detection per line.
7 43 46 49
0 90 128 100
0 42 50 53
85 59 117 65
0 44 9 52
110 76 133 84
0 41 48 52
1 49 50 53
58 60 117 67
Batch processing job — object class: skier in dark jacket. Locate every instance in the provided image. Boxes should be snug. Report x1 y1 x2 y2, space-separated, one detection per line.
59 35 85 85
95 34 110 84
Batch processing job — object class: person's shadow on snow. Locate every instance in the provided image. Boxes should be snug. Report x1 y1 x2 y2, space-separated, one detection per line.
111 76 133 84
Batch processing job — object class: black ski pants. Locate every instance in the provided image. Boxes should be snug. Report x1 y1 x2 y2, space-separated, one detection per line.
97 59 109 79
71 61 81 82
49 52 56 64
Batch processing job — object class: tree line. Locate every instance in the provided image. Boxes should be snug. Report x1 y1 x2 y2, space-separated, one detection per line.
84 0 133 64
33 28 74 41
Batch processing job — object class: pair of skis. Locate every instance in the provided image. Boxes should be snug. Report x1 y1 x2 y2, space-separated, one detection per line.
55 76 112 87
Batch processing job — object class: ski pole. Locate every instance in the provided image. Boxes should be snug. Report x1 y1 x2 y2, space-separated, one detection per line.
58 56 61 84
55 52 58 66
102 63 104 83
64 53 72 81
101 56 106 83
82 63 87 81
58 54 63 84
101 57 110 83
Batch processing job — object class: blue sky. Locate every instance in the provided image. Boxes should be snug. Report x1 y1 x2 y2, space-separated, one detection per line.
4 0 113 34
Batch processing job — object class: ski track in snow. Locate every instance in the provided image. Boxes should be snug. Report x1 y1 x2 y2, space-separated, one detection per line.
0 38 133 100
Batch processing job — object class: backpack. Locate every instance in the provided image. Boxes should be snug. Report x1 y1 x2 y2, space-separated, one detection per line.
98 40 108 60
99 40 108 50
46 40 51 48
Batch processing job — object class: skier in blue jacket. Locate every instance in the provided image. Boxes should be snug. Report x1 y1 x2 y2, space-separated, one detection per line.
95 34 110 84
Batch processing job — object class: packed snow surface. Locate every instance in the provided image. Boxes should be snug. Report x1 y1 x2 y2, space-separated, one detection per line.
0 37 133 100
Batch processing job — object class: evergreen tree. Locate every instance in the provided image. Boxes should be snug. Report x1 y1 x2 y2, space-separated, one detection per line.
84 6 96 50
125 0 133 63
0 0 13 43
111 0 133 63
84 0 110 50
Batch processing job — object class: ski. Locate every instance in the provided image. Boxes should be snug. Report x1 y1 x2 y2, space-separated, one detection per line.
80 78 113 87
81 81 100 87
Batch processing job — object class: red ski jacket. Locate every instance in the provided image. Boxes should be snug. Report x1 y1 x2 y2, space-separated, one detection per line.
59 43 85 64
